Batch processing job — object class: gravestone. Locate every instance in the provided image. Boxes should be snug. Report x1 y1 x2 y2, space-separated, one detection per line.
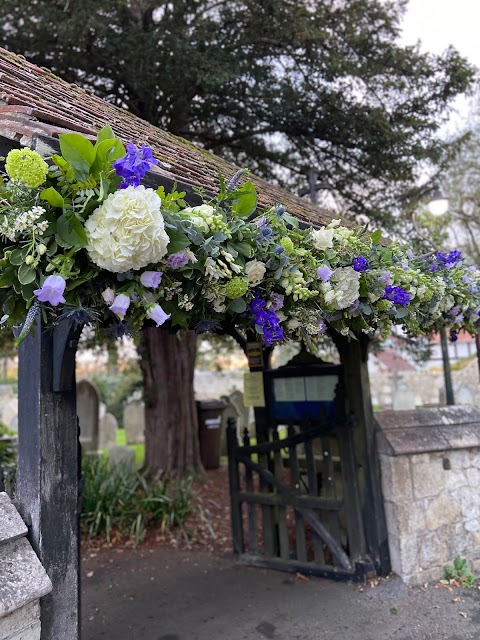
456 386 474 406
0 398 18 432
123 400 145 444
229 390 252 434
392 382 416 411
98 412 118 450
76 380 100 453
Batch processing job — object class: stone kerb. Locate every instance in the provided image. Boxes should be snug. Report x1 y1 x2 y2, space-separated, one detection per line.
376 406 480 585
0 492 52 640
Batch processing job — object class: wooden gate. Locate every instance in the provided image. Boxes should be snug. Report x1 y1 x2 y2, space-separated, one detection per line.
227 416 372 580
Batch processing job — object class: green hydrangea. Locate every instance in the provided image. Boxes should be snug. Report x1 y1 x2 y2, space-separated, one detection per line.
5 148 49 188
280 236 294 255
225 276 248 299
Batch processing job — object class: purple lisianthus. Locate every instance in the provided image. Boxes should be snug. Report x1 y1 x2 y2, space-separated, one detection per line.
147 303 171 327
270 292 284 311
378 270 392 284
384 285 410 307
33 275 66 306
109 294 131 319
166 251 189 269
255 216 266 227
317 265 333 282
401 259 409 270
406 249 415 259
113 142 158 188
318 320 328 335
352 256 369 272
140 271 163 289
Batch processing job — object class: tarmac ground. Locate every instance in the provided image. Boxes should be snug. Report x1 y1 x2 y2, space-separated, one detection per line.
81 546 480 640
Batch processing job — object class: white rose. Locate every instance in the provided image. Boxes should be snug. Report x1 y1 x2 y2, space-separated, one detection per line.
85 186 169 273
330 267 360 310
311 227 335 250
244 260 266 284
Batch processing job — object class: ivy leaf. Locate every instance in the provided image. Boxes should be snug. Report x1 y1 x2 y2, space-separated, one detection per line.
59 133 96 182
234 242 254 258
90 138 126 179
17 264 36 285
371 229 382 245
282 212 299 228
9 248 27 266
40 186 64 208
231 181 257 218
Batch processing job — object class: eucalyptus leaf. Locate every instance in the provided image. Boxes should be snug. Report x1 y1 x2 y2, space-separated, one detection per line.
227 298 247 313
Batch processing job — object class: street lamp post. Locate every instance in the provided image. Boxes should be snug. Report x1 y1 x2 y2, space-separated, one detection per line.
425 188 455 405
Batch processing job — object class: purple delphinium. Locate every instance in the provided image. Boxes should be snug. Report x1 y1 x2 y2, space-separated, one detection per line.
250 297 283 346
352 256 369 272
147 303 171 327
384 285 410 307
317 265 333 282
33 275 66 306
270 292 284 311
437 250 462 265
140 271 163 289
109 294 131 319
401 259 409 270
166 251 189 269
113 142 158 188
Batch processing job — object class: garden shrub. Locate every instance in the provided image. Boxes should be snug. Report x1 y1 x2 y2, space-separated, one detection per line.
81 455 192 544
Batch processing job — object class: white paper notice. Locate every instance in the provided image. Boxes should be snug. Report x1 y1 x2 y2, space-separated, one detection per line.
305 375 338 401
273 377 306 402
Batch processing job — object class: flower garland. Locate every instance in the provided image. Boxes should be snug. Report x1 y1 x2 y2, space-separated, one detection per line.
1 127 479 346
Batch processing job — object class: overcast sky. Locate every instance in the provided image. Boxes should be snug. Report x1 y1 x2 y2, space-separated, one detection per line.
400 0 480 131
401 0 480 66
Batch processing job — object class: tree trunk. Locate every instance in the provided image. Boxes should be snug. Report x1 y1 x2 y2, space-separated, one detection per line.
138 327 204 477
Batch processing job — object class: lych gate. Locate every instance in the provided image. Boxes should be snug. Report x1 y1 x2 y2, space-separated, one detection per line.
0 48 388 639
227 344 390 580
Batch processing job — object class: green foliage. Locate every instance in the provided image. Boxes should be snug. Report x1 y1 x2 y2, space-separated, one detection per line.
0 0 475 227
91 364 143 428
81 456 193 544
0 422 16 466
442 556 478 588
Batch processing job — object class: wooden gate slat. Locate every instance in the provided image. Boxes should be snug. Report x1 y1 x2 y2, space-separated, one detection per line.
272 428 289 560
287 424 307 563
243 429 258 552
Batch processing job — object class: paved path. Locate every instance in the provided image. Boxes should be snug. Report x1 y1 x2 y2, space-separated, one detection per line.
82 547 480 640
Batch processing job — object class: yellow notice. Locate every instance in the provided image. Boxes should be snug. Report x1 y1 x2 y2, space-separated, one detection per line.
243 371 266 407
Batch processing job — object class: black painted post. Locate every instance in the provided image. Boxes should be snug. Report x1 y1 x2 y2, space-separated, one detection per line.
15 313 82 640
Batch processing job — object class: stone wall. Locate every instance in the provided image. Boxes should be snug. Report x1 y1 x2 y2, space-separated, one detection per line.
0 492 52 639
376 407 480 585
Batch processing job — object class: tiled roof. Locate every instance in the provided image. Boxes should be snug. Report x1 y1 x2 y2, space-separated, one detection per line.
374 348 417 372
0 48 336 227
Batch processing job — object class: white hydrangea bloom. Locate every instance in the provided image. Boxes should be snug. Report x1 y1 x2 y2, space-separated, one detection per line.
330 267 361 310
85 186 169 272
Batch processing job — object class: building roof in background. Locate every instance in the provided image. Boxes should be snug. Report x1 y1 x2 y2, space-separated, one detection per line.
373 348 417 372
0 47 336 227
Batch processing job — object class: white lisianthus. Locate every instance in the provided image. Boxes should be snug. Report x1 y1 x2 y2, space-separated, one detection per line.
330 267 361 310
311 227 334 250
245 260 266 284
205 257 223 280
85 186 169 272
213 297 226 313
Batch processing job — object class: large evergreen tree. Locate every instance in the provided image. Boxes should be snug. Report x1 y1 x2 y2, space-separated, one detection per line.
1 0 475 476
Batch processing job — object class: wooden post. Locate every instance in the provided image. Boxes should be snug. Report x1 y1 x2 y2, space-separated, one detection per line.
331 332 391 575
15 314 82 640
